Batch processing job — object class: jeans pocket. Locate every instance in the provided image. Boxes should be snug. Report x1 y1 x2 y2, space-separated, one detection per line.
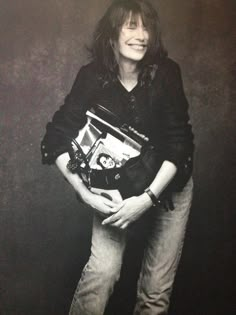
171 177 193 216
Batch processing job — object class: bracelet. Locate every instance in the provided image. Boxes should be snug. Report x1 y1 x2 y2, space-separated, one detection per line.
144 188 160 207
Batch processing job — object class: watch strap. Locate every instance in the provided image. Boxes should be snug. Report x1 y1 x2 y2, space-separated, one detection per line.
144 188 160 207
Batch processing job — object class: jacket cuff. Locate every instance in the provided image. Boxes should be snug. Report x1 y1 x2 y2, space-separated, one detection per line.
41 141 69 165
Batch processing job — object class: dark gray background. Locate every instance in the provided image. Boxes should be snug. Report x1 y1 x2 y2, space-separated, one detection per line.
0 0 235 314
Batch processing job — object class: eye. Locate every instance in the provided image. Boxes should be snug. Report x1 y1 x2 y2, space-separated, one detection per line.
126 22 137 29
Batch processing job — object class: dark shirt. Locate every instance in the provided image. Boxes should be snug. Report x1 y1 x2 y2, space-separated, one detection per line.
41 58 194 172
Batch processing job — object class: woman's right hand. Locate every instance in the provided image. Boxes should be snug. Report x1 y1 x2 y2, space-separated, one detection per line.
55 153 118 217
81 191 118 217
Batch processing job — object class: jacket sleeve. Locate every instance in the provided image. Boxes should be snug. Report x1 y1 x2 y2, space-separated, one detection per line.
41 64 98 164
160 60 194 168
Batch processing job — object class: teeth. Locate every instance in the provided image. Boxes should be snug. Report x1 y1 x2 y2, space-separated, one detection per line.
129 45 146 50
129 44 146 46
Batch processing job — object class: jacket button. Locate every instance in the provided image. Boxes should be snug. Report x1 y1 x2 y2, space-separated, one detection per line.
130 95 136 103
134 116 140 124
129 95 136 110
115 174 120 180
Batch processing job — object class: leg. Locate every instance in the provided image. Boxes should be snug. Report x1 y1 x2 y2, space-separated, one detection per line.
69 213 127 315
134 178 193 315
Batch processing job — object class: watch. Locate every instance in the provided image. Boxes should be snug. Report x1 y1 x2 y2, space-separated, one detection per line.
144 188 160 207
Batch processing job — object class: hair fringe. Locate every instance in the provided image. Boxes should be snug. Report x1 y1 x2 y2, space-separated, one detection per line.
88 0 168 86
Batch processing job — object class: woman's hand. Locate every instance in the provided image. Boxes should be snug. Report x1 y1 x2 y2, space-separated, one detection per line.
82 191 118 217
101 193 153 229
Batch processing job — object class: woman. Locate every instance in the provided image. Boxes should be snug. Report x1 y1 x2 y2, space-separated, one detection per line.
41 0 194 314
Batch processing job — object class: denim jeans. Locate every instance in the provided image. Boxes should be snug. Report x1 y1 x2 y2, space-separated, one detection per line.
69 178 193 315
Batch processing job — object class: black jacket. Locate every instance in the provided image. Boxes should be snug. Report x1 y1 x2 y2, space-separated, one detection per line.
41 58 194 180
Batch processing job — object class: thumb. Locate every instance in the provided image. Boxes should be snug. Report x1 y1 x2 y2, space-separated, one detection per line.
109 207 119 213
110 202 124 213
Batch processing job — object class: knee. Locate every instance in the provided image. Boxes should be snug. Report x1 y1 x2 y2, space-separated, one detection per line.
88 255 122 284
97 260 121 283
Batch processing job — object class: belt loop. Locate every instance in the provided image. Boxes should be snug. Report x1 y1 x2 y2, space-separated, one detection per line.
167 196 174 211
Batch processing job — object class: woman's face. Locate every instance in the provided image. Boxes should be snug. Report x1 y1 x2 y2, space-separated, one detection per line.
113 14 149 65
99 155 116 169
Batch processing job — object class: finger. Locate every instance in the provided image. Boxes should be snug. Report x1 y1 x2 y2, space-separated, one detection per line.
120 222 129 230
109 202 124 213
109 207 119 213
103 199 117 208
104 201 115 211
102 212 121 225
110 219 124 228
102 216 115 225
109 205 122 213
95 203 117 215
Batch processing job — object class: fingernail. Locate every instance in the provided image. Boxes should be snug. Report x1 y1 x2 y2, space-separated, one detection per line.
111 208 118 212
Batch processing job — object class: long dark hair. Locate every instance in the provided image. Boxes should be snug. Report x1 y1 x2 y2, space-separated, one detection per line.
90 0 168 85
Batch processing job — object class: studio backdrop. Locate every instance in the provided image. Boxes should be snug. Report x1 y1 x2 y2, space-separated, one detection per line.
0 0 235 314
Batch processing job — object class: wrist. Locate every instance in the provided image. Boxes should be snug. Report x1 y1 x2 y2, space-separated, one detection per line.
139 192 153 209
144 187 160 207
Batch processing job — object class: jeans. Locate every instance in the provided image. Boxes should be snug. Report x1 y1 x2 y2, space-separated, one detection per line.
69 178 193 315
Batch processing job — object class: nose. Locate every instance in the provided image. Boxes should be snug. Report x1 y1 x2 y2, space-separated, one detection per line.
135 26 148 41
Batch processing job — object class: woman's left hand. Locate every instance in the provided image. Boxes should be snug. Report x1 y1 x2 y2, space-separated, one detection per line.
101 193 153 229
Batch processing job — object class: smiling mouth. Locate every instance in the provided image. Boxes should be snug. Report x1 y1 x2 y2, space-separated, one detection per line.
128 44 147 50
